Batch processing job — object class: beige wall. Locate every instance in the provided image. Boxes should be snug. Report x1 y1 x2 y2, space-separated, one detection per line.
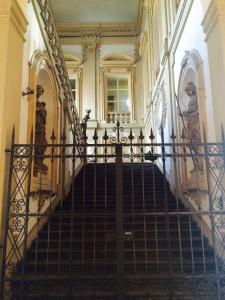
202 0 225 139
0 0 27 243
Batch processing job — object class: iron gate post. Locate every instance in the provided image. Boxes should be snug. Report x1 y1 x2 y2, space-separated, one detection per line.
203 128 221 300
0 127 15 300
116 143 124 299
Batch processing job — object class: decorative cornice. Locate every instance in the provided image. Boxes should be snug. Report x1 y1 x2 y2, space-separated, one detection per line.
202 0 225 42
101 53 135 67
56 23 139 38
0 0 28 41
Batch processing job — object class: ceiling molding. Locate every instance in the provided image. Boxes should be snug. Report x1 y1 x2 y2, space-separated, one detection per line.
57 22 139 37
60 36 138 46
63 53 82 64
56 0 144 38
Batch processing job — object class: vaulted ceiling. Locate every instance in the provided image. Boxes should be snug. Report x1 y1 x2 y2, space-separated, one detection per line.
50 0 144 37
51 0 139 23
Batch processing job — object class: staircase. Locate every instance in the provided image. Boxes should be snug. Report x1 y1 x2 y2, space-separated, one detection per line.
11 163 219 299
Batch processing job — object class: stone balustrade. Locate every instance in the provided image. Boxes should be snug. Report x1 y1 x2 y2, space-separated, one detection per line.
107 112 131 124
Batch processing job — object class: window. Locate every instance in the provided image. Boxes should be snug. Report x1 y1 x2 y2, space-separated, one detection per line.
101 54 135 124
107 78 130 112
107 77 131 123
69 74 81 117
69 78 77 102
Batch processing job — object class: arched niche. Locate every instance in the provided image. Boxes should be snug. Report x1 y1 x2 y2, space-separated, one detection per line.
101 53 135 66
177 50 207 196
28 50 60 204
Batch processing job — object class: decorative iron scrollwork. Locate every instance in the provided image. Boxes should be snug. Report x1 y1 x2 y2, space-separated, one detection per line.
144 150 158 162
110 120 128 144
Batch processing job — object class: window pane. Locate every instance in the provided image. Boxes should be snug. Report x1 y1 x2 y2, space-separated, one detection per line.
118 79 128 89
69 79 75 89
72 91 76 100
108 90 117 102
118 101 130 112
108 102 116 112
108 79 117 89
118 90 129 102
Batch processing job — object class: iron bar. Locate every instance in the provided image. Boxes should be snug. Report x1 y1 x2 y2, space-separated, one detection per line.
203 129 222 300
116 144 124 299
1 124 225 299
161 129 173 299
0 127 15 298
19 133 34 299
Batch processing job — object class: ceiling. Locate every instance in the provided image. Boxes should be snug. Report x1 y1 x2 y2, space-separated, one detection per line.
51 0 140 24
50 0 143 37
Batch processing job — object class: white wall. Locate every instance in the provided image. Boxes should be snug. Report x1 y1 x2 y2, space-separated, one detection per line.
173 0 215 140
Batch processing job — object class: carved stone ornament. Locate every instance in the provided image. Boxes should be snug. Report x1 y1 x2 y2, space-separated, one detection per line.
81 109 91 139
33 85 48 176
181 82 203 171
30 189 52 211
181 50 190 68
156 84 167 132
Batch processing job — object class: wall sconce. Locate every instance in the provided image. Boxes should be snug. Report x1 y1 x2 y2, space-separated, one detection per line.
22 87 34 97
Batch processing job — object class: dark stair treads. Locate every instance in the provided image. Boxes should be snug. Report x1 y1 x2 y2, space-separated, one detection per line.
11 163 219 299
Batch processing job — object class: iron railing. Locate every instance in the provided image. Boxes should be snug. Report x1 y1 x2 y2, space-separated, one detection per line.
31 0 82 141
1 122 225 299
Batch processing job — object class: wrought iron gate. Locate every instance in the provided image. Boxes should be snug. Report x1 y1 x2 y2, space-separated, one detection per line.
1 122 225 299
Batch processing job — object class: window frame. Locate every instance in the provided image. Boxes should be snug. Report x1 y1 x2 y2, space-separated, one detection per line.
107 75 130 114
104 72 134 124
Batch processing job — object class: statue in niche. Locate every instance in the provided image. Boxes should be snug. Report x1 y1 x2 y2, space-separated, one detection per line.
33 85 48 176
81 109 91 139
180 82 203 171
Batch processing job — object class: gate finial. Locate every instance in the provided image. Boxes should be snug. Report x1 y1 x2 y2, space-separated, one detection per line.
93 128 98 142
170 128 176 141
50 129 56 143
103 129 109 142
139 129 144 141
149 128 155 141
128 128 134 141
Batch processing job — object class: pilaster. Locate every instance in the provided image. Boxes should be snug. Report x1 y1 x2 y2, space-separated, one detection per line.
202 0 225 138
82 40 100 120
0 0 28 243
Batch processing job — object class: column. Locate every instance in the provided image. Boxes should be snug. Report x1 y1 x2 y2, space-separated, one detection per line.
202 0 225 139
82 41 99 120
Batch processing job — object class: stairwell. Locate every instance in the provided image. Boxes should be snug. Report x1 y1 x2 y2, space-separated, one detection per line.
11 163 219 299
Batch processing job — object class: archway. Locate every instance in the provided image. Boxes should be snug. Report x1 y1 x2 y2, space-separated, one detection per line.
28 50 60 209
177 50 207 202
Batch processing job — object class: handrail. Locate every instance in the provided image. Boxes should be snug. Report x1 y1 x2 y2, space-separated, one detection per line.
31 0 82 144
